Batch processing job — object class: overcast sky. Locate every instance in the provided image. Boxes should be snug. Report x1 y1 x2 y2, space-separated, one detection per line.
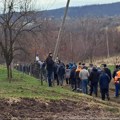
35 0 120 10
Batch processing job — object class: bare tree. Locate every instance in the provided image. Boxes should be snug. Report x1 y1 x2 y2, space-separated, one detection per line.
0 0 39 81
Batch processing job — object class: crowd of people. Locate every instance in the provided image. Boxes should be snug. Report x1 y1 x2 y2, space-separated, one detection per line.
15 52 120 101
44 52 120 101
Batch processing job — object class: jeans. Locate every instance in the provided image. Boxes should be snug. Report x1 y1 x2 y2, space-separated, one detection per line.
82 79 88 94
115 83 120 97
47 70 54 87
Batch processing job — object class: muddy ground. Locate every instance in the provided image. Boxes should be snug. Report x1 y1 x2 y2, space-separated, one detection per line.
0 98 120 120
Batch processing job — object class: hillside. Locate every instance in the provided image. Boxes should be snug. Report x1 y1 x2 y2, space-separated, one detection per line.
0 66 120 119
41 2 120 19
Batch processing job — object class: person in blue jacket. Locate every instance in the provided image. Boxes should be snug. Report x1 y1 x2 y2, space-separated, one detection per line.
99 68 111 100
57 61 65 86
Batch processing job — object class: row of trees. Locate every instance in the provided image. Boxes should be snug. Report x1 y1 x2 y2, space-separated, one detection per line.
32 17 120 63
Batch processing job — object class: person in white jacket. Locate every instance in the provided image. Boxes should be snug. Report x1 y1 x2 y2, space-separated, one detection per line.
36 54 39 62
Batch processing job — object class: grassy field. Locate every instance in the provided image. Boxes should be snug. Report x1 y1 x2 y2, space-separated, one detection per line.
0 66 78 100
0 65 120 119
0 65 117 100
0 65 118 101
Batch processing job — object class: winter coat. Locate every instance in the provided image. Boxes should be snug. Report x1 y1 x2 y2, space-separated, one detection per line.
114 70 120 84
76 67 81 79
99 72 110 89
113 69 118 79
65 68 71 79
89 68 99 85
57 64 65 77
54 63 59 75
104 67 111 80
70 69 76 80
45 56 54 71
79 69 89 80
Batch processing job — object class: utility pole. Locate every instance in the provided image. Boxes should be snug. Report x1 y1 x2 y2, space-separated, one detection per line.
53 0 70 60
70 32 73 62
106 27 110 58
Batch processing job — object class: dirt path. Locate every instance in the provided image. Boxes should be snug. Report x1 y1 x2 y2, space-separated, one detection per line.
0 98 119 120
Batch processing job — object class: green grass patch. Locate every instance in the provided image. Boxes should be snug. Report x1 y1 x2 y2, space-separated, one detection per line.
0 66 77 100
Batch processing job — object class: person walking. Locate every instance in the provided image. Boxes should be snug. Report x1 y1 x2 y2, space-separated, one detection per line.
45 53 54 87
99 69 110 100
89 67 99 97
79 66 89 94
113 66 120 98
54 61 59 86
103 64 111 98
57 61 65 86
65 64 71 85
70 66 77 91
76 65 82 91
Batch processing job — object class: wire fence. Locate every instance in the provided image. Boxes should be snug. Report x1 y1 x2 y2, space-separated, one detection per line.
0 63 47 84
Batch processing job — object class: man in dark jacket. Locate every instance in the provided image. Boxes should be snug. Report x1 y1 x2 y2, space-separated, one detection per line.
103 64 111 99
57 62 65 86
103 64 111 80
89 67 99 97
99 69 111 100
45 53 54 87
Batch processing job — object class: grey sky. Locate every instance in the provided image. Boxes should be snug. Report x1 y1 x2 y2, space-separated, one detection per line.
35 0 120 10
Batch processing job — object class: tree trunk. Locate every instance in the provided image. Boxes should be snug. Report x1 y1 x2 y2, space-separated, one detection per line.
7 65 10 79
10 65 12 79
7 64 12 83
40 69 43 86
